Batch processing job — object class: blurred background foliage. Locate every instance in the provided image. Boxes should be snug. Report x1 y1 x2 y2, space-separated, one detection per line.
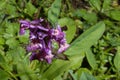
0 0 120 80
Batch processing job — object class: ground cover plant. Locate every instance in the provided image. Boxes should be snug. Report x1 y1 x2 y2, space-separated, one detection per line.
0 0 120 80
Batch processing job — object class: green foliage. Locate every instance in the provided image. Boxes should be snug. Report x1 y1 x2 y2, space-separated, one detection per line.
48 0 61 26
80 72 96 80
24 1 37 17
86 49 97 69
105 10 120 21
0 69 10 80
58 17 76 43
41 21 105 79
0 37 5 45
0 0 120 80
75 68 91 79
6 38 19 49
73 9 97 24
114 46 120 70
41 60 71 80
65 22 105 56
88 0 101 11
102 0 111 12
18 31 29 44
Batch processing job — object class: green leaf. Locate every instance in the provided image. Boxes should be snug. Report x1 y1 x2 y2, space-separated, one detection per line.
0 52 12 73
0 53 5 63
5 4 17 16
102 0 111 12
114 46 120 70
41 52 85 80
105 10 120 21
89 0 101 11
83 12 97 23
17 61 38 80
41 22 105 80
54 75 63 80
6 47 26 63
0 69 10 80
0 37 5 45
48 0 61 26
6 38 19 49
18 30 29 44
58 17 76 43
75 68 91 80
64 21 105 56
0 0 7 10
80 72 96 80
41 60 71 80
69 52 85 70
3 33 13 39
69 70 77 80
73 9 86 18
5 22 19 36
86 49 97 69
24 1 37 16
73 9 97 23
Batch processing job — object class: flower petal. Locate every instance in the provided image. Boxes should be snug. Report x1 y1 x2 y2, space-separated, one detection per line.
58 43 69 54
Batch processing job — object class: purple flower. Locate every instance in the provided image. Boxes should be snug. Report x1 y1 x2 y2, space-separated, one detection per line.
19 18 69 63
27 43 42 52
58 43 69 54
19 20 30 35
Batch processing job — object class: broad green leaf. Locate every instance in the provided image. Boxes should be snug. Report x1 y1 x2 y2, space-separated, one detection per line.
41 60 71 80
105 10 120 21
69 70 78 80
69 52 85 70
73 9 97 23
54 75 63 80
41 52 85 80
64 21 105 56
80 72 96 80
89 0 101 11
0 69 10 80
58 17 76 43
86 49 97 69
102 0 111 12
69 70 77 80
83 12 97 23
75 68 91 80
114 46 120 70
0 0 7 10
73 9 86 18
48 0 61 26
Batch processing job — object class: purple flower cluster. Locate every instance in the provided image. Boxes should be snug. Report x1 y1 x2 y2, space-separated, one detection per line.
19 18 69 63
